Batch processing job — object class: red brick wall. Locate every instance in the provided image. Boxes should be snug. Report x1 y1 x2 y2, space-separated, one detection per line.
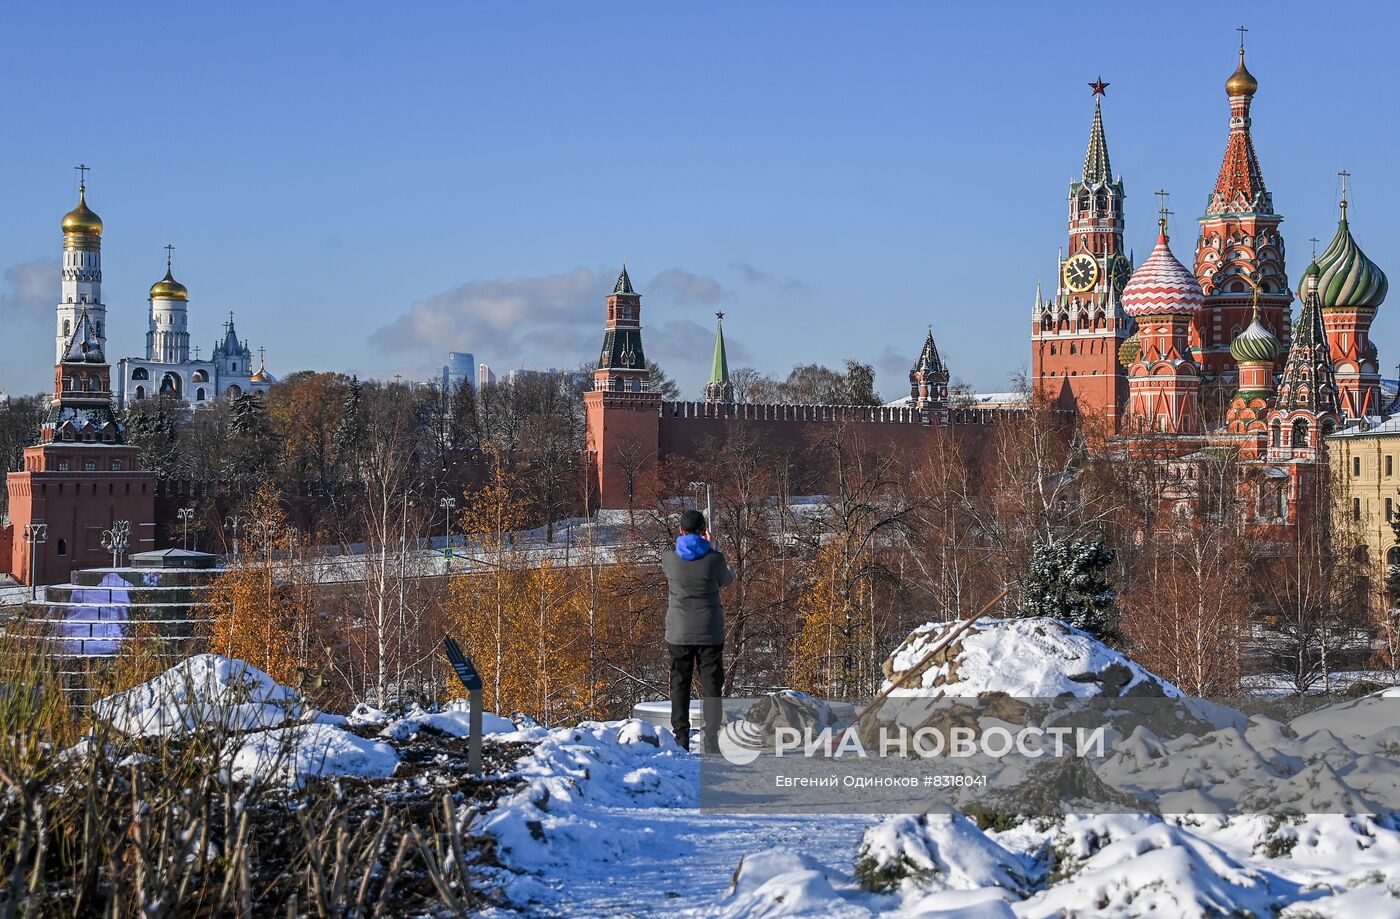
6 445 156 586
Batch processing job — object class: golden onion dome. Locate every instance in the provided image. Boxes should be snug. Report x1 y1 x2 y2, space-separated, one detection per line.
1117 333 1140 368
61 188 103 236
1225 50 1258 97
249 361 269 383
149 268 189 302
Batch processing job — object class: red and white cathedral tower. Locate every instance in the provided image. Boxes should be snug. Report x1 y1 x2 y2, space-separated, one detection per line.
1121 216 1205 436
1313 186 1389 420
1192 39 1290 382
1031 79 1132 429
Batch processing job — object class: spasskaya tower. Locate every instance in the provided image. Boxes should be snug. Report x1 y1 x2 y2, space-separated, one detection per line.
1031 79 1132 430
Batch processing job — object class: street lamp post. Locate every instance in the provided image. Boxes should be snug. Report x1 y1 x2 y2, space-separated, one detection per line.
101 520 131 569
177 507 195 551
224 515 242 563
440 496 458 570
22 523 48 600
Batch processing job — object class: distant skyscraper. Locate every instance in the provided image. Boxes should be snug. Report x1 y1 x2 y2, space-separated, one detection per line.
444 352 474 392
477 363 496 389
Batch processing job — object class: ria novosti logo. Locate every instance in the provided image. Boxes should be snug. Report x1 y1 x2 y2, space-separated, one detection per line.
716 721 1109 765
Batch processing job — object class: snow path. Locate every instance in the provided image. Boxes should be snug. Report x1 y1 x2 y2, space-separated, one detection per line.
554 799 879 917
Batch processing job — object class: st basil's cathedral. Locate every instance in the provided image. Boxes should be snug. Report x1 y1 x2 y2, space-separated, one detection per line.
1031 39 1389 526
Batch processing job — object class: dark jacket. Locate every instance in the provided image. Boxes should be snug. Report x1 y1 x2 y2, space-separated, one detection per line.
662 535 734 645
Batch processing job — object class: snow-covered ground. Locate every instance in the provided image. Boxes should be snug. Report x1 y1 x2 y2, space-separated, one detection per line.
81 624 1400 917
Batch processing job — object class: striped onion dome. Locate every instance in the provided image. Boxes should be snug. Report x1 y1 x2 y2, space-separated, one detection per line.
1310 209 1388 309
1121 228 1205 317
1229 310 1280 364
1117 332 1140 367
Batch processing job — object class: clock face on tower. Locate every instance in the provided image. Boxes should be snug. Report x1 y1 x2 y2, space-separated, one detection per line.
1063 253 1099 293
1107 254 1132 292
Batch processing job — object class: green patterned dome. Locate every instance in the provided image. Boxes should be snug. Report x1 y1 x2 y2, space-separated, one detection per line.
1310 210 1388 309
1117 332 1140 367
1230 313 1280 364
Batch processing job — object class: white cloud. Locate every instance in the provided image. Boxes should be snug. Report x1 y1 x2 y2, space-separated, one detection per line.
648 268 725 304
369 267 601 361
877 345 911 380
0 257 59 322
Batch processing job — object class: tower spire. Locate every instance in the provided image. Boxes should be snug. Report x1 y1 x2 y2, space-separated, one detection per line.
1082 79 1112 185
704 311 734 403
613 264 635 295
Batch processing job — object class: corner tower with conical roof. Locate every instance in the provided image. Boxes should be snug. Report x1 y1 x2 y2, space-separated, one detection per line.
1193 35 1290 387
1315 182 1388 420
584 266 662 510
1032 79 1132 429
910 326 950 424
56 167 108 365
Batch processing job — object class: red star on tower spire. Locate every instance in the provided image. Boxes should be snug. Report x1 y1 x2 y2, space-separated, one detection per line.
1088 77 1109 96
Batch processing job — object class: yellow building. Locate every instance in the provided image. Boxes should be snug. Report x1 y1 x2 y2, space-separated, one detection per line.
1329 421 1400 592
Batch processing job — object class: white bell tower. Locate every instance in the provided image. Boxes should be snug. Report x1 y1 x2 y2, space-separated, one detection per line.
56 165 107 364
147 244 191 364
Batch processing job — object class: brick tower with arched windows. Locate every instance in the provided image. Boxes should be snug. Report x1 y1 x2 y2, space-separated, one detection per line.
1031 79 1132 430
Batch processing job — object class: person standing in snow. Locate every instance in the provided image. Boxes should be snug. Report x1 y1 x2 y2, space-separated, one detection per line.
662 508 734 753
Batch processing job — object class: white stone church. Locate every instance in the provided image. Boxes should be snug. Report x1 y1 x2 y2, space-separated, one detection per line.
53 172 273 412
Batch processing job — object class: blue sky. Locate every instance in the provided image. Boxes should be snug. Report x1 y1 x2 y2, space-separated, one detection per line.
1 2 1395 399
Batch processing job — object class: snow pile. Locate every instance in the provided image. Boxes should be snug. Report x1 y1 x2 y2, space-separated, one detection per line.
1021 820 1290 917
92 654 306 738
347 702 390 727
854 812 1029 896
881 617 1180 699
225 723 400 787
380 701 515 741
718 849 878 918
483 718 692 882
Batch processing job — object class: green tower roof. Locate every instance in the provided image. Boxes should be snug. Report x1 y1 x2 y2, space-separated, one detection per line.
709 312 729 386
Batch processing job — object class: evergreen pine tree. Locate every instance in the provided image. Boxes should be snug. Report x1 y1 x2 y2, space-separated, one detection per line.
228 393 268 438
1018 537 1119 640
122 395 181 479
332 375 364 469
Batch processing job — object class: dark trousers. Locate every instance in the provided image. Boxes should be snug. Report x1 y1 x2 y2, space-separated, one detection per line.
667 643 724 751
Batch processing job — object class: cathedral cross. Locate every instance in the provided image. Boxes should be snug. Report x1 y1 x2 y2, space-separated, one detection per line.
1236 25 1248 52
1153 189 1172 230
75 163 90 190
1338 170 1351 212
1310 237 1320 259
164 243 175 270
